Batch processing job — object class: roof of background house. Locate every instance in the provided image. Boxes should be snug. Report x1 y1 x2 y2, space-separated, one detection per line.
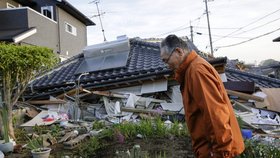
14 0 36 6
24 38 280 99
14 0 95 26
56 0 95 26
0 27 36 43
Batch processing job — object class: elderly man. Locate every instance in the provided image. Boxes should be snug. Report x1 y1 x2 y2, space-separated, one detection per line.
160 35 244 158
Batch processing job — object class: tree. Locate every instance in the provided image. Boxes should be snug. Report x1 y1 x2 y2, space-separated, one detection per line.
259 59 279 67
0 43 58 139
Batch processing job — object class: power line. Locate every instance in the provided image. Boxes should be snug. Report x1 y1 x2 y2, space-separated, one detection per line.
153 14 206 38
196 32 251 39
215 27 280 49
154 26 190 37
195 26 241 30
233 17 280 36
212 8 280 43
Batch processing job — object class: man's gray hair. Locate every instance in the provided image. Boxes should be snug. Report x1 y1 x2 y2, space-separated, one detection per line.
160 34 189 55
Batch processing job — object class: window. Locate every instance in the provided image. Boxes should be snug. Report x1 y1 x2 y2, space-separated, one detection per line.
41 6 54 20
65 22 77 36
7 3 16 8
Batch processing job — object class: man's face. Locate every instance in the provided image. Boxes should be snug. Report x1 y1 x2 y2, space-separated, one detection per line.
160 47 181 71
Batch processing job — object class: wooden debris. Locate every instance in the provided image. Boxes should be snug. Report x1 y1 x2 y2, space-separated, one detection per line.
226 89 264 102
58 131 78 143
26 100 66 105
26 108 39 118
232 101 252 112
121 107 177 115
224 81 255 94
251 123 280 126
87 89 165 103
254 133 280 139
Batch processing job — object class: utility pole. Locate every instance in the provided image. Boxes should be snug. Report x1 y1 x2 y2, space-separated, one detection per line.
190 21 194 43
90 0 106 42
204 0 214 56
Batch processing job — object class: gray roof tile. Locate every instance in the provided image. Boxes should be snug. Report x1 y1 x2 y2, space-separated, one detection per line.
25 38 280 99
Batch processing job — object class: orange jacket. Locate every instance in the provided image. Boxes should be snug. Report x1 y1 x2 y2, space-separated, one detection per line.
175 51 244 158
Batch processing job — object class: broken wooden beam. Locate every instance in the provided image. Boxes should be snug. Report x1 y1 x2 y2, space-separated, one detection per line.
226 89 264 102
232 101 252 112
251 123 280 126
224 81 255 94
254 133 280 139
90 90 126 99
83 89 165 103
121 107 177 115
26 100 66 105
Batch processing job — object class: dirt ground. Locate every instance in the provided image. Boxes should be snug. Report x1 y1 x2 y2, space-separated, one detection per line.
95 137 195 158
6 137 195 158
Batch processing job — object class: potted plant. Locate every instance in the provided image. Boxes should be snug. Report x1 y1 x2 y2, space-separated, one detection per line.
0 105 14 154
27 135 51 158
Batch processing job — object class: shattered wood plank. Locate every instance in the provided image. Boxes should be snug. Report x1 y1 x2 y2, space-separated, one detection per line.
224 81 255 94
85 89 165 103
226 89 264 102
57 88 80 99
233 101 252 112
121 107 177 115
58 131 78 143
17 101 48 111
251 123 280 126
26 100 66 105
90 90 126 98
255 133 280 139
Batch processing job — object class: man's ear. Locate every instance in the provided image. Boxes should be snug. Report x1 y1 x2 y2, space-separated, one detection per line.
176 48 185 57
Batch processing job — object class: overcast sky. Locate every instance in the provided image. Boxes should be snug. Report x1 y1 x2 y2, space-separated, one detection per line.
67 0 280 64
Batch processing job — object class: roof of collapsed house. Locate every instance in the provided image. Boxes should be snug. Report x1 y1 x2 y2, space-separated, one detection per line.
24 38 280 99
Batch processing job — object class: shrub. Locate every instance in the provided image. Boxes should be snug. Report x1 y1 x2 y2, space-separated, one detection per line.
239 139 280 158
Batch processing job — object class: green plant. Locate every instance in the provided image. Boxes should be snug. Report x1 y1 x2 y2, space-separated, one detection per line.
50 124 62 138
98 128 114 140
26 136 44 151
154 117 167 138
238 139 280 158
0 105 10 143
76 137 102 158
137 119 153 138
237 116 245 129
169 120 180 136
32 125 49 135
114 122 137 140
14 128 28 142
92 120 105 130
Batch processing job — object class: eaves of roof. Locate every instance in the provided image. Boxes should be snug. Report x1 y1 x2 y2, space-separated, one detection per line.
14 0 37 7
0 27 37 43
56 0 95 26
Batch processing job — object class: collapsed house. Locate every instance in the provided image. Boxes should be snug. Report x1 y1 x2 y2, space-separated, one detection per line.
18 37 280 147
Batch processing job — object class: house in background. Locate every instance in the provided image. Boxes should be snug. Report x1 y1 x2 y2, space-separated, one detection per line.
0 0 95 61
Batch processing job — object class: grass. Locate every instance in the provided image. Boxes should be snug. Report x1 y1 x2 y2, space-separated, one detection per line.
76 137 103 158
238 139 280 158
137 118 153 138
